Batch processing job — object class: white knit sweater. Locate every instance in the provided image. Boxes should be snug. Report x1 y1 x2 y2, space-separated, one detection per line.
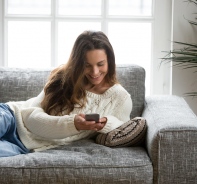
6 84 132 152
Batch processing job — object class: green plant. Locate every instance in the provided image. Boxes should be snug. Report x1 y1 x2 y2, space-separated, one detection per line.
161 0 197 97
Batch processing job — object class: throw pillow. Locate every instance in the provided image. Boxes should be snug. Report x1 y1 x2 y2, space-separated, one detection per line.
95 117 147 147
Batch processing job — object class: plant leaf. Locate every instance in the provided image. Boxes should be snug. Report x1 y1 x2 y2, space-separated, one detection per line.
185 92 197 97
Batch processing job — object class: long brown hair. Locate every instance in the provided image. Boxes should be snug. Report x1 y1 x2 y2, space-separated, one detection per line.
41 30 117 115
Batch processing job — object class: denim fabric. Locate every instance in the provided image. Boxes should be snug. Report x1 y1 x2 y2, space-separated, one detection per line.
0 103 29 157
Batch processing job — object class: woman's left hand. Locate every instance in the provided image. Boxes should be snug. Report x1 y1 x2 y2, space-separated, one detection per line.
96 117 107 131
74 114 107 131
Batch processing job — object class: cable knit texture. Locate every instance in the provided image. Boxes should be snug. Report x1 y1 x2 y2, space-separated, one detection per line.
6 84 132 151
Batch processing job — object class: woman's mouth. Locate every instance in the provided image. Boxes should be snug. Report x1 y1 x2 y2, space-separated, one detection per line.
90 73 102 79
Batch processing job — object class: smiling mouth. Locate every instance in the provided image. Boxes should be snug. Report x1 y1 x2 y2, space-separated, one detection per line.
90 73 102 79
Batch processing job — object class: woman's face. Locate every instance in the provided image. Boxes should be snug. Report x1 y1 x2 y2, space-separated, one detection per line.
84 49 108 86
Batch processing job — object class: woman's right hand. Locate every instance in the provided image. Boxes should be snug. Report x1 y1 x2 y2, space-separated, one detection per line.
74 114 106 131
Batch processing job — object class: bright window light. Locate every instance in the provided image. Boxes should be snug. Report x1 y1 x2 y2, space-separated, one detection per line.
8 21 51 68
7 0 51 15
108 22 152 94
58 22 101 65
58 0 102 16
4 0 153 94
108 0 152 16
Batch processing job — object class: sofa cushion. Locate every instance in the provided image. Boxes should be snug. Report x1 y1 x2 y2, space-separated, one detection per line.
0 139 153 184
0 67 51 103
116 65 145 118
95 117 147 147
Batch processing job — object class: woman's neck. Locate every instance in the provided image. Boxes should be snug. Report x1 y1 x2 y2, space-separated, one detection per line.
85 82 111 94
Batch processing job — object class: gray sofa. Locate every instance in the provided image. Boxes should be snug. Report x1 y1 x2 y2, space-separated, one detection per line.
0 65 197 184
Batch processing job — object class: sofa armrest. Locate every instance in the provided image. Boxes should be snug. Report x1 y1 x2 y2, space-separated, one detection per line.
142 95 197 184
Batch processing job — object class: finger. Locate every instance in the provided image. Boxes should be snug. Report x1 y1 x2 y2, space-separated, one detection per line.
86 122 100 131
84 120 97 125
76 117 85 124
94 127 98 131
99 117 107 124
94 122 105 131
78 113 85 118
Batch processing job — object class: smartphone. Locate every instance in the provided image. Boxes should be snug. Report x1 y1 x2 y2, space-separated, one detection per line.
85 113 100 123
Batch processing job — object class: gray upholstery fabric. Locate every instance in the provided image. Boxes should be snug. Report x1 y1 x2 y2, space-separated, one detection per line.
0 67 51 102
143 95 197 184
0 139 153 184
116 65 145 118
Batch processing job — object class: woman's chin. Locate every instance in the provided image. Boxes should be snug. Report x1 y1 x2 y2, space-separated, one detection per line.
90 81 101 86
87 75 106 86
89 78 103 86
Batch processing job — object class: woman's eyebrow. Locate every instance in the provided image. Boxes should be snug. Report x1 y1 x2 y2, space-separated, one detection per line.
98 60 105 63
85 60 105 65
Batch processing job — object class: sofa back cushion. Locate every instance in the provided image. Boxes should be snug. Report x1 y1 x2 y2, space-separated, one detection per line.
116 65 145 118
0 64 145 118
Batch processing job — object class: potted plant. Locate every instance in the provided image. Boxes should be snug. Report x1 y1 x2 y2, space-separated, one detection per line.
161 0 197 97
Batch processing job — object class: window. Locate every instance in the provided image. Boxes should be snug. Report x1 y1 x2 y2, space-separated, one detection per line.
0 0 172 95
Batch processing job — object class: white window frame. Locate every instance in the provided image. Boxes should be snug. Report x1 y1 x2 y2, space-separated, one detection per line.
0 0 173 95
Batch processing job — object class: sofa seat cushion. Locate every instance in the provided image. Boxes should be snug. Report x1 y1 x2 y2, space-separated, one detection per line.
0 139 153 184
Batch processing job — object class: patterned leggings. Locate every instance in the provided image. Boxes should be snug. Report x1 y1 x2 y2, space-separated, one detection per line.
0 103 29 157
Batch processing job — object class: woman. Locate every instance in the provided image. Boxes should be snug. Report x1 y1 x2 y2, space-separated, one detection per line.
1 30 132 157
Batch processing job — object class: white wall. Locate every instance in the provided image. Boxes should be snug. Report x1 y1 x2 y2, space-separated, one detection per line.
172 0 197 114
0 0 3 66
151 0 172 95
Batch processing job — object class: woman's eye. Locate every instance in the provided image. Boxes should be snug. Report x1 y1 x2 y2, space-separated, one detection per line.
98 63 104 66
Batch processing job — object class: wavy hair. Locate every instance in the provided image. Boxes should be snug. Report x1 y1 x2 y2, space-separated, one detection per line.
41 30 117 115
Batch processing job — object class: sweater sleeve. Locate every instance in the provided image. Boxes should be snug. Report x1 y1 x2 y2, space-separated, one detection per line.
98 93 132 134
21 107 79 139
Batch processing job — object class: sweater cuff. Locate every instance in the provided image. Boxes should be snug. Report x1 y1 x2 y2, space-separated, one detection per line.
66 114 80 134
98 115 124 134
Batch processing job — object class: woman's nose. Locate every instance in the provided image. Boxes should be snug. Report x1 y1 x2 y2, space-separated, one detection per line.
91 67 99 75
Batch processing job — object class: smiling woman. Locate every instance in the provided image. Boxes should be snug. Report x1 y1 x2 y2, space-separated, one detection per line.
84 49 109 93
0 30 139 157
41 31 119 116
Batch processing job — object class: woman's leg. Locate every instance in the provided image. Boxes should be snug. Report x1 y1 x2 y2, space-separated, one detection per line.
0 103 15 138
0 140 26 157
0 103 29 157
